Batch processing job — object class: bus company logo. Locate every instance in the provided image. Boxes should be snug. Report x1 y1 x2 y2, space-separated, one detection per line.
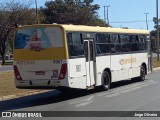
119 58 136 65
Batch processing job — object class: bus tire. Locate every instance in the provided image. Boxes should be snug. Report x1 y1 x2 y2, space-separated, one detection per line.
102 71 110 91
138 66 146 81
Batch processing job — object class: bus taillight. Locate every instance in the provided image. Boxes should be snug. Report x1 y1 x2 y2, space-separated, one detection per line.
14 65 22 80
58 63 67 80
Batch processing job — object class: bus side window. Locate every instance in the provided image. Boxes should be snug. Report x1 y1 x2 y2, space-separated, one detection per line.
67 33 84 57
110 34 121 54
84 41 89 61
120 34 130 53
130 35 139 52
139 35 147 51
96 33 110 55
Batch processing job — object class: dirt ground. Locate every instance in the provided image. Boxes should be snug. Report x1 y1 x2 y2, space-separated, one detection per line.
153 57 160 68
0 71 47 97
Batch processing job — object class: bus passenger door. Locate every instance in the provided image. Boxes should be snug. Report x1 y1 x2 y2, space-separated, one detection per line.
84 39 96 87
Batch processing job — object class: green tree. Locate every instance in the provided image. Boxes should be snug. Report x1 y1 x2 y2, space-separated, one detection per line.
150 17 160 36
150 17 160 52
0 0 36 65
41 0 107 26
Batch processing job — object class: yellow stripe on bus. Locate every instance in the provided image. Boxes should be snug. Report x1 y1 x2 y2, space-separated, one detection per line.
14 48 67 60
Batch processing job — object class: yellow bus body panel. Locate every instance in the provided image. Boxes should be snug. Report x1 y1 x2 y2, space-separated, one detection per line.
14 48 66 60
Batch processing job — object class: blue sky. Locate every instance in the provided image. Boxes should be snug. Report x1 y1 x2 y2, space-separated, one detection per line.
34 0 159 31
1 0 159 31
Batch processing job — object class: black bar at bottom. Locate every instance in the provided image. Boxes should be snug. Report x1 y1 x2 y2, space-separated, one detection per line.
0 111 159 117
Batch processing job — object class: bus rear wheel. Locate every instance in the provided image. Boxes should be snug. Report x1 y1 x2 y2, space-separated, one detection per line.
138 66 146 81
102 71 110 91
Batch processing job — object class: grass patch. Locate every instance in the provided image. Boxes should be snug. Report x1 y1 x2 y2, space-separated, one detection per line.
0 71 45 97
153 57 160 68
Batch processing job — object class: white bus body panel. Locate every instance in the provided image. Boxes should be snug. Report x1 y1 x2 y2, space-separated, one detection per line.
131 53 148 77
85 61 96 87
68 58 87 89
14 60 69 88
96 56 110 86
111 54 132 82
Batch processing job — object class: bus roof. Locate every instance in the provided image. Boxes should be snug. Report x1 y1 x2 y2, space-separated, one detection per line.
61 25 150 35
17 24 150 35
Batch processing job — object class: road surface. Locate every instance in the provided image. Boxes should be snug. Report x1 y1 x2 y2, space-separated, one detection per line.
0 70 160 120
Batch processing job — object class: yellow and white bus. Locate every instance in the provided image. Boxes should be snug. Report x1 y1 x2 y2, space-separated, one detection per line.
13 24 151 90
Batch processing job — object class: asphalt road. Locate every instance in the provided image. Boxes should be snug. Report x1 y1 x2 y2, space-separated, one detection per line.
0 70 160 120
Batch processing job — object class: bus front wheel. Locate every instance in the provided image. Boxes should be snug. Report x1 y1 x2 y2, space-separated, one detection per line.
102 71 111 91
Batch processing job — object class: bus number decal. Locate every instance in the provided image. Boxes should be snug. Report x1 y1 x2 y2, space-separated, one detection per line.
53 60 62 64
76 65 81 72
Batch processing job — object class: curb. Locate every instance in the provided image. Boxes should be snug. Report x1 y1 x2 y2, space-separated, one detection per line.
0 90 53 102
153 67 160 71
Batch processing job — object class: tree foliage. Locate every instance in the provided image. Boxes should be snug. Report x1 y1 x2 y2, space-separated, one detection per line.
41 0 107 26
0 0 36 65
0 0 108 65
150 17 160 36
